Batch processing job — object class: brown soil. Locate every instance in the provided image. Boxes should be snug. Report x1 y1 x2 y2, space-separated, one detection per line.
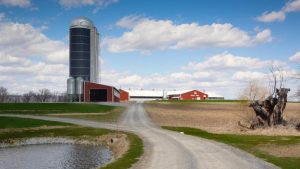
145 102 300 136
257 144 300 157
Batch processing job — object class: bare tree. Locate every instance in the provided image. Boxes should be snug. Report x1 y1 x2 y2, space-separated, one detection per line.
35 89 52 103
57 92 68 102
239 79 268 101
22 91 35 103
240 66 291 129
0 86 9 103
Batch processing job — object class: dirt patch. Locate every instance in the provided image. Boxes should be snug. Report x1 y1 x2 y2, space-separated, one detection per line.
94 133 129 160
145 102 300 136
257 144 300 157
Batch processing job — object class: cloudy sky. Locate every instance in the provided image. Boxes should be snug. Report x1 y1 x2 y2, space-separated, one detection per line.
0 0 299 99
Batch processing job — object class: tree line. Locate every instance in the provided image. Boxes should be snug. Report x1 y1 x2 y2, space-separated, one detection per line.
0 87 68 103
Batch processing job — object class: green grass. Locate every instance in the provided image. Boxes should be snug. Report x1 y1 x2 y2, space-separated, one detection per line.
163 126 300 169
52 107 125 123
0 116 70 129
0 103 115 114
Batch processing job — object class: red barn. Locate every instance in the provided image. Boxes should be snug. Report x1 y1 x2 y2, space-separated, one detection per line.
168 90 208 100
83 82 120 102
120 89 129 101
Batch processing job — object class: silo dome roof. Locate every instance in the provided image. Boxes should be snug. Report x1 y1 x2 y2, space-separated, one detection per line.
70 16 94 29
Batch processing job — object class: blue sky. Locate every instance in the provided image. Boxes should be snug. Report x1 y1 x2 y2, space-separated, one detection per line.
0 0 299 99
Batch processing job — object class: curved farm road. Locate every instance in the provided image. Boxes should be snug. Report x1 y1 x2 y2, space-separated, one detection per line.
1 103 278 169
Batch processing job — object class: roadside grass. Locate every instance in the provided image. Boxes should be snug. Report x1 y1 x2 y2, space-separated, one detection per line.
0 116 70 129
163 126 300 169
0 116 143 169
49 106 126 123
0 103 115 114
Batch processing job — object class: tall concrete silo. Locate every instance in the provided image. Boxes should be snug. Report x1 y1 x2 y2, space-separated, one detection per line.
67 16 100 102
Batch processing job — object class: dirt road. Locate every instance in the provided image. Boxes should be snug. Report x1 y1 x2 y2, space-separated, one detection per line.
1 103 278 169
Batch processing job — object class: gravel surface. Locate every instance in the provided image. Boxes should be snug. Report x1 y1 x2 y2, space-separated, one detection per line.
0 103 279 169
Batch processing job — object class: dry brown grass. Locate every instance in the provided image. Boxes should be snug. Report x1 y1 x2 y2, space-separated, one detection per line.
145 102 300 136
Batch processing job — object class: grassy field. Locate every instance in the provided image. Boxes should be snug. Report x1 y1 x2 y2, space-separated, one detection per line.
0 103 125 122
0 116 70 129
0 103 115 114
48 106 126 123
164 126 300 169
145 102 300 135
0 116 143 169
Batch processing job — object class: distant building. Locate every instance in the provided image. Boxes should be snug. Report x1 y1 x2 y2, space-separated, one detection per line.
167 90 208 100
120 89 129 101
125 89 164 101
120 89 222 101
205 92 225 100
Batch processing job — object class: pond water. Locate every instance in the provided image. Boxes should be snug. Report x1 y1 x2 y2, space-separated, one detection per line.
0 143 112 169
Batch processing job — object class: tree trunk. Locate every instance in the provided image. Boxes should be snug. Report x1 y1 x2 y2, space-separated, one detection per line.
248 88 290 128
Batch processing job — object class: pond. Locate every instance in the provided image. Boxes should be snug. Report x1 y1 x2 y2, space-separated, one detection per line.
0 143 112 169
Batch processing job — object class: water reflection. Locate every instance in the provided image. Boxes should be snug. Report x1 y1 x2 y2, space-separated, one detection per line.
0 144 112 169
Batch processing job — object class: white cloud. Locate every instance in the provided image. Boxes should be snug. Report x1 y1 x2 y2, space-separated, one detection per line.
58 0 118 12
257 0 300 22
0 16 69 94
105 16 272 53
0 52 32 66
116 15 148 29
257 11 286 23
253 29 272 43
181 52 284 71
0 0 31 7
289 51 300 62
0 76 14 82
232 71 267 81
0 20 68 63
0 62 68 75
